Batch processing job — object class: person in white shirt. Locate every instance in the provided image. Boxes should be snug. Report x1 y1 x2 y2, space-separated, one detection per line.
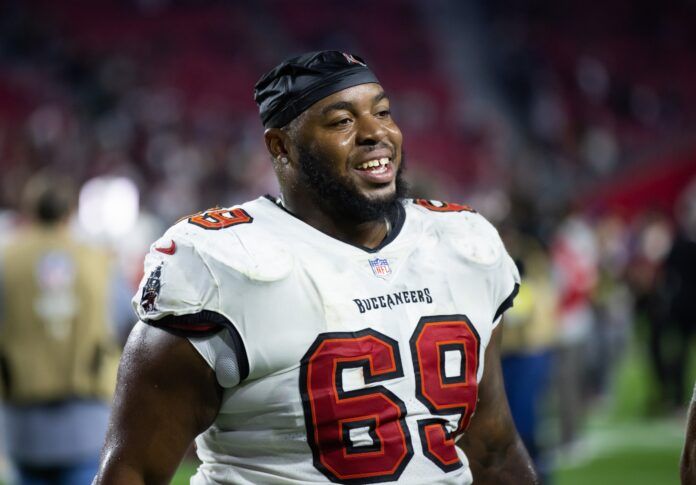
95 50 537 485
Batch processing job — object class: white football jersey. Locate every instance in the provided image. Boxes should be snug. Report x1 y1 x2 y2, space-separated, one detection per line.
133 196 520 485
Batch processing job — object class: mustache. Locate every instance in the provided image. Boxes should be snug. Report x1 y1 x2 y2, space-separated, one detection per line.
353 143 395 158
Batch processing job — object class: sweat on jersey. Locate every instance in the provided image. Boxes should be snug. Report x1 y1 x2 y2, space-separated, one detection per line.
132 196 520 485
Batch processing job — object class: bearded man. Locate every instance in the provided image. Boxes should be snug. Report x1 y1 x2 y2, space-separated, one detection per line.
95 51 537 485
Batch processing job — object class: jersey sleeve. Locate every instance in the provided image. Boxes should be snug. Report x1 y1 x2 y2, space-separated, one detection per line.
132 226 249 381
492 250 521 327
459 210 521 326
413 200 521 327
462 211 520 327
132 231 220 328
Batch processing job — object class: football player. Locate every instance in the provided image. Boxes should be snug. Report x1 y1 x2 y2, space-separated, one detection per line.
95 51 538 484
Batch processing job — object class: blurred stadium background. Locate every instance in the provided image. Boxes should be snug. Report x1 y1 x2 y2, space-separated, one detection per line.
1 0 695 483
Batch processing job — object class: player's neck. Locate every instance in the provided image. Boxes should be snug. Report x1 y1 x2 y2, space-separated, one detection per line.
321 216 390 250
279 196 391 249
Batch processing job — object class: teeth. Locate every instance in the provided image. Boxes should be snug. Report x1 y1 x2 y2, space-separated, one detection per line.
357 158 390 170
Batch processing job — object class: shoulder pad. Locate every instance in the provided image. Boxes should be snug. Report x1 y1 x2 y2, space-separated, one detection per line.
164 205 294 282
410 199 503 266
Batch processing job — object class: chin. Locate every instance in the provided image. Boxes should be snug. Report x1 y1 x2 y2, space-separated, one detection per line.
361 183 397 201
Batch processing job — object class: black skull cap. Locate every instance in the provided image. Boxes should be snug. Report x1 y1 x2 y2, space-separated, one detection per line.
254 51 380 129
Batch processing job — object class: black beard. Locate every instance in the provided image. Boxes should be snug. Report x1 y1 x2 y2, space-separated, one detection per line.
296 146 409 223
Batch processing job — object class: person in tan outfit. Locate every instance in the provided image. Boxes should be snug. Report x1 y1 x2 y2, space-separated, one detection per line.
0 174 127 485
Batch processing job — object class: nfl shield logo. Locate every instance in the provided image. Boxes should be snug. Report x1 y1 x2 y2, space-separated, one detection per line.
368 257 392 279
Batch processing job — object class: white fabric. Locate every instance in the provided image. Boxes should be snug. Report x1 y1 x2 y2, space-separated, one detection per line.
189 332 241 389
132 197 520 484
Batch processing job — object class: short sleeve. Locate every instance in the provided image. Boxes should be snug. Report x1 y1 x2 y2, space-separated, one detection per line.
132 231 250 381
132 236 219 323
492 251 521 327
416 203 523 328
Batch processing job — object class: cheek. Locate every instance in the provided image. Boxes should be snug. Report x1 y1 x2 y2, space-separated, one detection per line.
387 125 403 153
336 132 355 150
310 134 353 162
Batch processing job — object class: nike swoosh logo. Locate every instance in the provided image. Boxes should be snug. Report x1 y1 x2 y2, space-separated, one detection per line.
155 240 176 255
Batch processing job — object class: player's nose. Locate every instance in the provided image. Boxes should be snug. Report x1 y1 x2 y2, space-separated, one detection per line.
355 114 387 146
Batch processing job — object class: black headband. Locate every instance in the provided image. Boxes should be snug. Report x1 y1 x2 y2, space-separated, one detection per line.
254 51 380 129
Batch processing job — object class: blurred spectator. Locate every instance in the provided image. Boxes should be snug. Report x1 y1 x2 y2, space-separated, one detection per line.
501 231 558 482
661 185 696 409
626 210 675 412
0 173 131 485
590 214 633 396
551 210 599 444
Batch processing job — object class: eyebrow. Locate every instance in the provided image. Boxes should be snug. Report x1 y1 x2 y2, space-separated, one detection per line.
374 91 388 103
320 91 389 116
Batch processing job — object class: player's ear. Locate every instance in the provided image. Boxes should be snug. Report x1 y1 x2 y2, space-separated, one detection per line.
264 128 290 164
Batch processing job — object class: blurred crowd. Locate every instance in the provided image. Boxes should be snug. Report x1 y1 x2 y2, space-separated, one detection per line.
1 0 696 483
495 185 696 481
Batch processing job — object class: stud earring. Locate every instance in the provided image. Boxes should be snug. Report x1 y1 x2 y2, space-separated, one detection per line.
279 156 289 164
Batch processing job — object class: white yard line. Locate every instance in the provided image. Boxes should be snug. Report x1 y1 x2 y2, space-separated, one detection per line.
553 418 685 469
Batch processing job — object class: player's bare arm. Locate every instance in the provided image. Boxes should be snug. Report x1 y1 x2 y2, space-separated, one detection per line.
682 385 696 485
457 323 538 484
94 322 222 485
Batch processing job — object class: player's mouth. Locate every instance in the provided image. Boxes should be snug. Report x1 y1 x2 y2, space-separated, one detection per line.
352 157 395 184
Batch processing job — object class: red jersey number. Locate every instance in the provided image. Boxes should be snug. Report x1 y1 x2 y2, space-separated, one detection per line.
300 329 412 483
188 208 253 230
300 315 480 482
410 316 480 471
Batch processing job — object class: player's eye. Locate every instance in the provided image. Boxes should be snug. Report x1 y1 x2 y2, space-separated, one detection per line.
331 117 353 127
376 109 391 118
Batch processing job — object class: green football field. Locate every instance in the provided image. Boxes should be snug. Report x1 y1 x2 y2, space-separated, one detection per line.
171 334 690 485
547 333 688 485
552 417 683 485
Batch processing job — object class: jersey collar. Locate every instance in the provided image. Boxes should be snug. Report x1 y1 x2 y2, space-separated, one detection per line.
263 194 406 254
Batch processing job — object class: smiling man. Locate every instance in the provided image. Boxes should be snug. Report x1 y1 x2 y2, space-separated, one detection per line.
94 51 537 484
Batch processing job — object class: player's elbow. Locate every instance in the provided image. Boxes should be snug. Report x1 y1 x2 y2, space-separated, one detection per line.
94 450 150 485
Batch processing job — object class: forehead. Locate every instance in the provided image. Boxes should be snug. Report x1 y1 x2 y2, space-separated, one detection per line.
303 82 387 117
